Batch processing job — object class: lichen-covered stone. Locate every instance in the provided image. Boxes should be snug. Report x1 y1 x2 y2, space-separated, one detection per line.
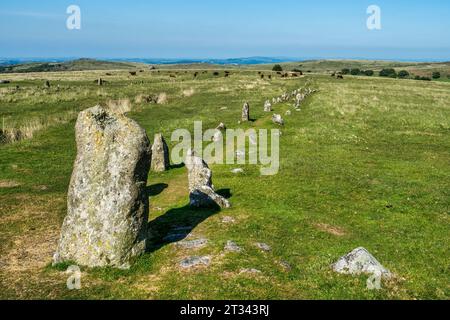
151 133 170 172
272 114 284 126
185 149 231 209
242 102 250 122
264 100 272 112
332 247 392 278
53 105 151 269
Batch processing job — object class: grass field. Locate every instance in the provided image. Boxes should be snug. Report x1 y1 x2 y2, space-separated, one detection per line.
0 66 449 299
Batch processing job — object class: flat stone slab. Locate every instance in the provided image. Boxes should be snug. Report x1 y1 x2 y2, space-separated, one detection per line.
180 256 211 268
256 242 271 252
332 247 392 278
222 216 236 224
240 268 262 274
231 168 244 174
176 238 208 249
225 240 242 252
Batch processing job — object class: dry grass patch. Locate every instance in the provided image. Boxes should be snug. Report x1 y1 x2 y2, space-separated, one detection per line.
0 180 21 188
314 223 347 236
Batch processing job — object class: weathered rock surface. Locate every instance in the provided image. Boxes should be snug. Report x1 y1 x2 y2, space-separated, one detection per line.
332 247 392 278
222 216 236 224
185 149 231 209
53 105 151 269
180 256 211 268
264 100 272 112
240 268 262 274
225 240 242 252
272 114 284 126
151 133 170 172
256 242 271 252
242 102 250 122
176 238 208 249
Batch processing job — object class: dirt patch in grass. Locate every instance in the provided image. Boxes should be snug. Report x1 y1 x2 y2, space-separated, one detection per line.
0 180 21 188
314 223 347 236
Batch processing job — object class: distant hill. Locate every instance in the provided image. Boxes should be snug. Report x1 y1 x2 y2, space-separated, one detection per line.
0 58 139 73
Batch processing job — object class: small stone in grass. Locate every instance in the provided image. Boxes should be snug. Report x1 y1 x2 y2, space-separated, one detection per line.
256 242 271 252
180 256 211 268
176 238 208 249
225 240 242 252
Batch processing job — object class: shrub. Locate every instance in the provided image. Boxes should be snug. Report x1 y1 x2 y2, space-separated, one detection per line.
364 70 374 76
432 72 441 79
341 68 350 75
421 76 432 81
272 64 283 72
350 68 361 75
398 70 410 79
379 68 397 78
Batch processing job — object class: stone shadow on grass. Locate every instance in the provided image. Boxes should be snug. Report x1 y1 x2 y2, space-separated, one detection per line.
146 183 168 197
146 203 221 253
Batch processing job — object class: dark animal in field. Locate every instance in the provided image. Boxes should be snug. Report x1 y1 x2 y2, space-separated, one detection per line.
129 71 137 76
213 72 220 76
139 70 144 73
268 75 272 79
277 72 282 75
331 72 336 77
0 80 11 84
194 72 198 78
258 71 261 74
337 75 344 79
45 80 51 88
105 73 112 76
170 74 176 78
225 73 229 77
261 74 264 79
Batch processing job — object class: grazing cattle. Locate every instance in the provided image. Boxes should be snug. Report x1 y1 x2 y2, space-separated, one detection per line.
268 75 272 80
213 71 220 76
261 74 264 79
194 72 198 78
0 80 11 84
129 71 137 76
170 74 176 78
337 75 344 79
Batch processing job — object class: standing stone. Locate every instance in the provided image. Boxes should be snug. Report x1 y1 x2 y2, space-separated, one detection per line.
272 114 284 126
242 102 250 122
264 100 272 112
185 149 231 209
97 78 104 86
53 105 151 269
212 123 226 143
151 133 170 172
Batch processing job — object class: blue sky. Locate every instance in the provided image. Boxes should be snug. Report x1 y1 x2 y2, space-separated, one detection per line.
0 0 449 60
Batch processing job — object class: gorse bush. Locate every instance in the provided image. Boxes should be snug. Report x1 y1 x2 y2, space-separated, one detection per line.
379 68 397 78
432 72 441 79
272 64 283 72
363 70 374 76
341 68 350 75
350 68 361 75
398 70 410 79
